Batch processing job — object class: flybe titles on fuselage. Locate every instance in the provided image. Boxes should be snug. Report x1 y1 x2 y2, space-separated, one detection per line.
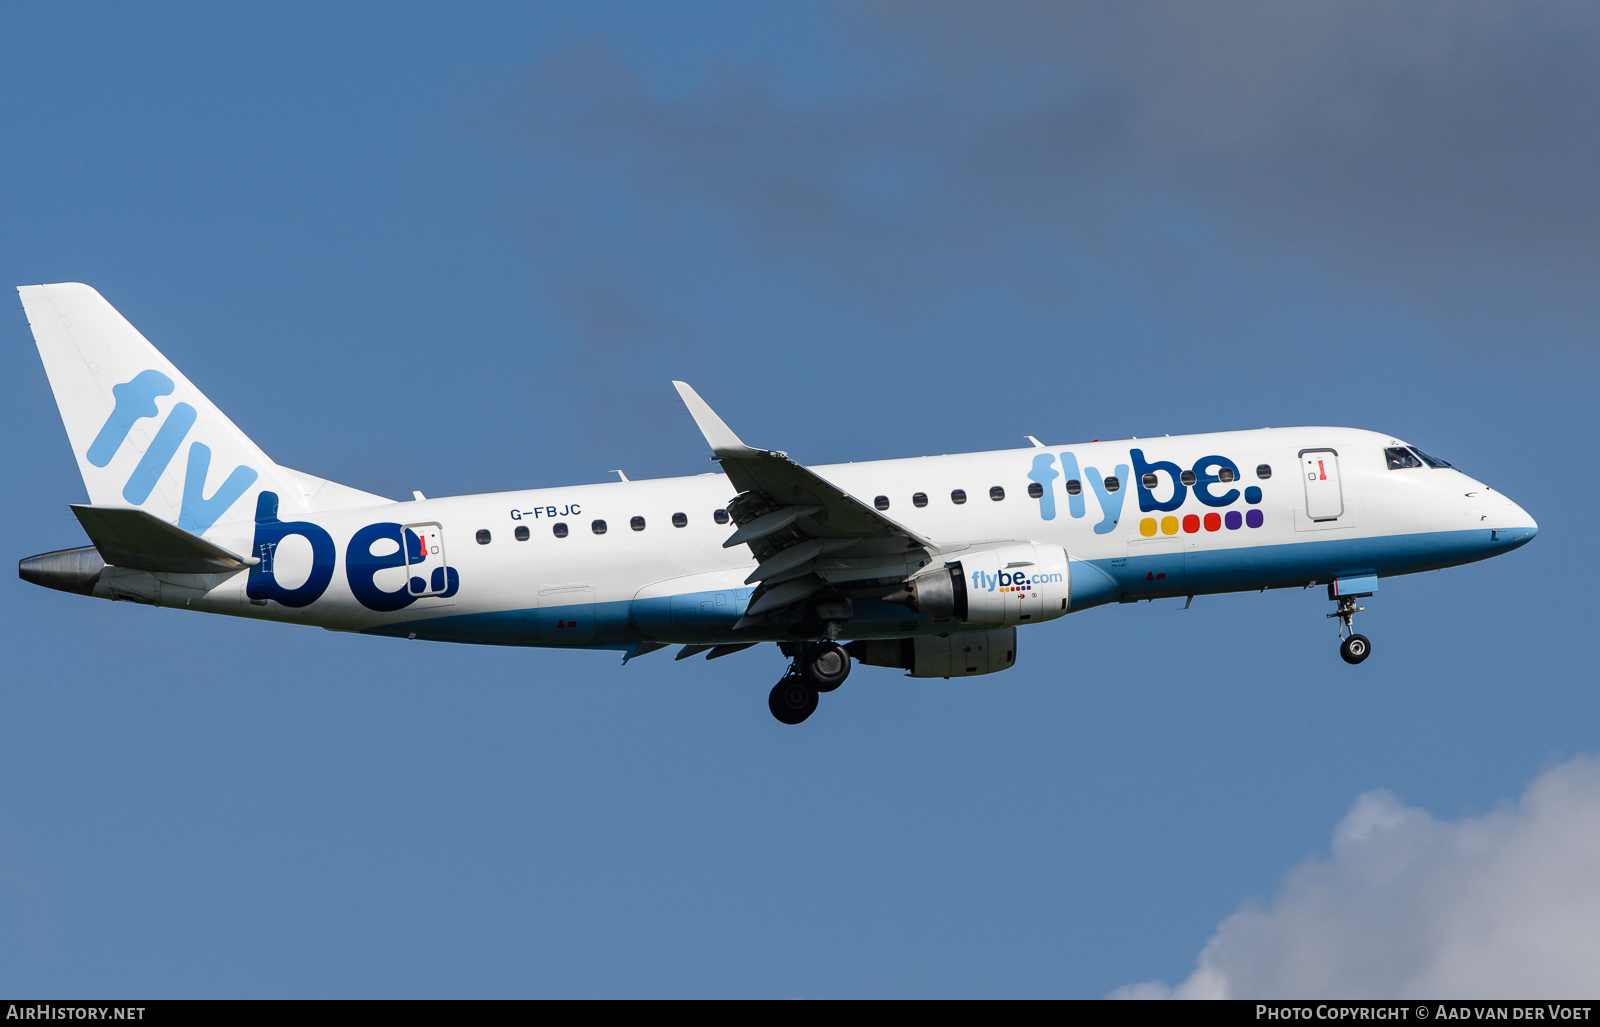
1024 449 1266 536
247 491 461 611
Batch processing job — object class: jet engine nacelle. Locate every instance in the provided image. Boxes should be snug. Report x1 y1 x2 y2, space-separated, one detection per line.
890 542 1070 627
847 628 1017 678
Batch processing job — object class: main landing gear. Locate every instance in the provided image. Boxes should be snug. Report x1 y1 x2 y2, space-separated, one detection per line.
768 641 851 724
1328 587 1373 665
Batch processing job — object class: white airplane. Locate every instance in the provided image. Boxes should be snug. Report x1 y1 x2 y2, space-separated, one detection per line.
18 284 1538 724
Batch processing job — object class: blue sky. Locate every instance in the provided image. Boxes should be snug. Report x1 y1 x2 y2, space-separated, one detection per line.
3 2 1597 997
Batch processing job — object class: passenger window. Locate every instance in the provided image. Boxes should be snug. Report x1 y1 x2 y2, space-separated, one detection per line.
671 512 687 528
1104 476 1120 493
951 489 967 505
1065 479 1081 496
1218 467 1236 483
874 495 890 511
1179 470 1196 486
630 516 646 531
1142 473 1160 489
912 492 928 508
514 525 530 542
1410 447 1453 469
989 486 1005 501
1256 464 1272 480
1027 482 1043 499
592 519 607 535
476 529 491 545
714 509 730 524
552 523 568 538
1386 447 1423 470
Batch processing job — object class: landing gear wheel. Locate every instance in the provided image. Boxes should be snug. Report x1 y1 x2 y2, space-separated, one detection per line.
800 641 850 692
769 675 819 724
1340 633 1371 665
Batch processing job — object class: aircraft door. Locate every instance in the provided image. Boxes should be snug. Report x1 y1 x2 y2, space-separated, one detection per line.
403 522 454 596
1300 449 1344 521
538 581 596 642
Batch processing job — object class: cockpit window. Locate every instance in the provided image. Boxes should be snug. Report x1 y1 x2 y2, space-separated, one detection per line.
1410 447 1453 469
1386 447 1423 470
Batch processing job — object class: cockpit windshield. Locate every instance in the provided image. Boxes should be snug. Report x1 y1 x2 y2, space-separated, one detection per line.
1409 447 1453 469
1385 447 1423 470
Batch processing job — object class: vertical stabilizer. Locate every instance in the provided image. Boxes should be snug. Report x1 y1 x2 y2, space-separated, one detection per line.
19 283 306 548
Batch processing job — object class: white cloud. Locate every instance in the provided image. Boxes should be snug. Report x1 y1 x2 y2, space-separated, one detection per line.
1114 756 1600 998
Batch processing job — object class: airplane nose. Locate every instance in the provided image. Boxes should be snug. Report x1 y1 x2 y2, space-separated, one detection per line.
1494 496 1538 548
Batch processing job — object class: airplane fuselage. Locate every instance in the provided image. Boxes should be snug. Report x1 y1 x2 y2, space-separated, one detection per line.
63 425 1535 652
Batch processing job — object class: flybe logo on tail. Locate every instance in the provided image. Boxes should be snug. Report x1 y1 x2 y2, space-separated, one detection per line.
88 371 258 535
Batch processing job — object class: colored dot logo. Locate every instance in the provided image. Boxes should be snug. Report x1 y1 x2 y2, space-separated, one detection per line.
1129 459 1265 536
1139 507 1264 535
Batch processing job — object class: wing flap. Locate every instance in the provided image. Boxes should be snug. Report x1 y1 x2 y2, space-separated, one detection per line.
721 505 822 549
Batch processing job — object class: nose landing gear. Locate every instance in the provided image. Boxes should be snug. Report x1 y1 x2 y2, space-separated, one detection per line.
768 641 852 724
1328 586 1373 665
1340 633 1371 664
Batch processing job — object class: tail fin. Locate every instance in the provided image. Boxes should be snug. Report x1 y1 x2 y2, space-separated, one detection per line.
19 283 308 544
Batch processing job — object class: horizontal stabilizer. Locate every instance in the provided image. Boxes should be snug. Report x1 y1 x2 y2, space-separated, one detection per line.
71 504 257 573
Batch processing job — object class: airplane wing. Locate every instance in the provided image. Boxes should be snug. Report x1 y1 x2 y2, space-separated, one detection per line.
673 382 936 625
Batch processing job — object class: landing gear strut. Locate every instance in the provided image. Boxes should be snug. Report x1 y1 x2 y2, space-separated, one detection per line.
768 642 853 724
1328 588 1372 665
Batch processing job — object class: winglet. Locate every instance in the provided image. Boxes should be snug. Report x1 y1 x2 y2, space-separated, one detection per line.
672 381 764 458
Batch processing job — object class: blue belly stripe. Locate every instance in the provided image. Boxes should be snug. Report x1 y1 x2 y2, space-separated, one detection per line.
361 527 1535 647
